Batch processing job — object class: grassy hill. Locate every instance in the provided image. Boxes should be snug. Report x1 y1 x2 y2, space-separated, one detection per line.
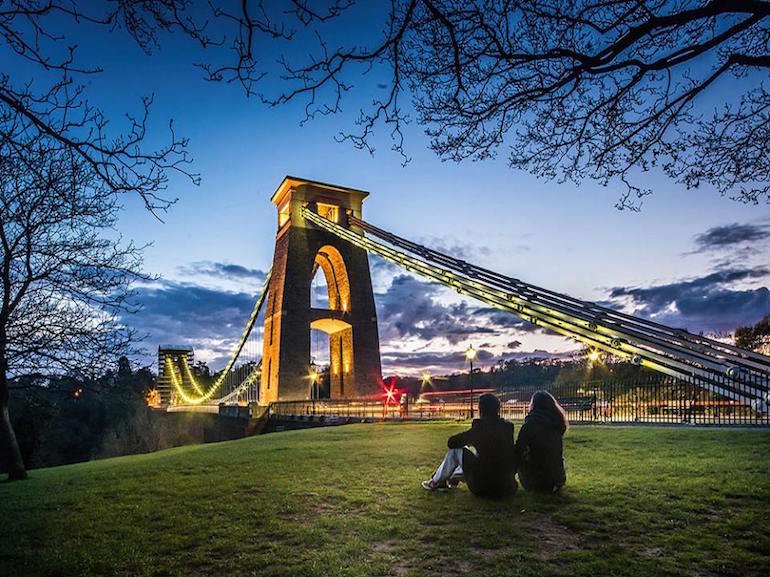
2 422 769 576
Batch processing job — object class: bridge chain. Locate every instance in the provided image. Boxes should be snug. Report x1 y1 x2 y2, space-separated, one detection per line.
171 271 271 405
303 207 769 410
349 215 770 375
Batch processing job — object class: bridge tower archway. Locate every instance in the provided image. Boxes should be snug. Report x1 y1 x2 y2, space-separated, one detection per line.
260 177 382 403
311 245 354 399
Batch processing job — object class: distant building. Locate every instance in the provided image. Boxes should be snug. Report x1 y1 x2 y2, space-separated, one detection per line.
157 345 194 405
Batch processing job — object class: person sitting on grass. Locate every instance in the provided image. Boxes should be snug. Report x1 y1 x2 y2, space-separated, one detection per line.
515 391 568 493
421 393 517 497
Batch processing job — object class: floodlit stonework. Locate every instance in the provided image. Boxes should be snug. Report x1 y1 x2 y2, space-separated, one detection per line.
260 177 382 402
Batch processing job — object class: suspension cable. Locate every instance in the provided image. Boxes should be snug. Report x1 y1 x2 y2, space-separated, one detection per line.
174 270 271 404
351 215 770 372
350 214 770 375
302 208 768 408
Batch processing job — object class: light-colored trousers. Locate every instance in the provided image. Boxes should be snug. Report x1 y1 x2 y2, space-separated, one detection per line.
431 447 466 483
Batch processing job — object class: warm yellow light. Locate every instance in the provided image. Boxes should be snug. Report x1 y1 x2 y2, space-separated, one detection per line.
308 369 319 384
166 271 273 406
465 344 476 361
421 371 432 386
317 203 339 223
146 389 161 408
278 199 290 227
588 350 600 362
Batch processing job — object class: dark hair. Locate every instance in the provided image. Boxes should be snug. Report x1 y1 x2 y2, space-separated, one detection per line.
529 390 568 432
478 393 500 418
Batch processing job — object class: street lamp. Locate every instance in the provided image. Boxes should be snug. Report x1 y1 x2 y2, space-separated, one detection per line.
308 368 319 400
421 371 432 388
465 344 477 419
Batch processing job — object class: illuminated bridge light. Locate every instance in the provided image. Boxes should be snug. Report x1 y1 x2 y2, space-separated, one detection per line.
171 197 769 413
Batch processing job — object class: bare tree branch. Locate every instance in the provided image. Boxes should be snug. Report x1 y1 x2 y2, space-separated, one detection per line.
198 0 770 209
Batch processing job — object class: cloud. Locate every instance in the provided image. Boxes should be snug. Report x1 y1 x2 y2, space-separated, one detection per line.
608 267 770 333
181 261 267 282
125 281 258 367
382 349 488 369
368 256 404 291
473 307 543 333
128 273 529 373
693 223 770 252
381 348 566 374
374 274 539 344
126 258 562 373
416 236 492 261
375 275 482 343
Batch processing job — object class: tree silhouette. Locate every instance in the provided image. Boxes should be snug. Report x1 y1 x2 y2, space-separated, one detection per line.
735 315 770 353
0 120 147 480
1 1 199 213
8 2 767 210
199 0 770 210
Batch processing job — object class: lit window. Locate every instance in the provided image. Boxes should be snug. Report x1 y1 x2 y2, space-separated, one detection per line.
278 200 290 228
317 203 339 223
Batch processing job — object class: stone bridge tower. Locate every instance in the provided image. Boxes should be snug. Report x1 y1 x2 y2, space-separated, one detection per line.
260 176 382 403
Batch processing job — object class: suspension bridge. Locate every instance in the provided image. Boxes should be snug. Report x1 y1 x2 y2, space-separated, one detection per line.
158 177 770 418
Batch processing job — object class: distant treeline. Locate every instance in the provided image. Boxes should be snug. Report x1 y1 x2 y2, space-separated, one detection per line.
1 358 157 472
0 358 225 473
2 356 649 472
391 357 651 399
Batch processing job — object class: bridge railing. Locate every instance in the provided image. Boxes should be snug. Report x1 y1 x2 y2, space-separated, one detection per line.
499 374 769 425
268 373 770 426
269 398 404 420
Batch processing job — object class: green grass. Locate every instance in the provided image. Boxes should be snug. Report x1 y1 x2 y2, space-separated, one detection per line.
2 422 769 577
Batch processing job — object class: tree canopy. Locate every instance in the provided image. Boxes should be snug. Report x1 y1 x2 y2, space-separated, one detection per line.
0 110 149 479
735 314 770 353
245 1 770 210
3 2 768 210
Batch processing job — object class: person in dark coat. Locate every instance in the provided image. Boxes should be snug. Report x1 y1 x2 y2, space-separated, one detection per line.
421 393 517 497
515 391 568 493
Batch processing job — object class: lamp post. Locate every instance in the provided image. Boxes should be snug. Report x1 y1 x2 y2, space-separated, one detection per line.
465 344 477 419
309 369 320 397
309 368 319 415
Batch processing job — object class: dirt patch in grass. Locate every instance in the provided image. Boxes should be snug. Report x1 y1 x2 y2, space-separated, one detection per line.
371 542 409 577
640 546 664 559
276 499 366 526
522 515 585 561
370 541 479 577
439 557 475 576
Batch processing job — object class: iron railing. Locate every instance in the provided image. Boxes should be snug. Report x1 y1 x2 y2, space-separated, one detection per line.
496 373 769 425
268 373 770 426
269 398 404 419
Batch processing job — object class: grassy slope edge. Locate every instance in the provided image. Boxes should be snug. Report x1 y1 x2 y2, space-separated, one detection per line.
1 422 768 577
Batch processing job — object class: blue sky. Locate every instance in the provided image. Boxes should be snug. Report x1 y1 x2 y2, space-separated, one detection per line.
14 6 769 375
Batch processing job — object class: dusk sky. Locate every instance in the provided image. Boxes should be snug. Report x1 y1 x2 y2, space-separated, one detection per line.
20 5 769 375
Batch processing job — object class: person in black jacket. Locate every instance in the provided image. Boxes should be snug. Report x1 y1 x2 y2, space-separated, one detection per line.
421 393 517 497
515 391 568 493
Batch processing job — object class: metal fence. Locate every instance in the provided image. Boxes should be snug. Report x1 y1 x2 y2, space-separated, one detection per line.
497 373 769 426
269 398 404 420
268 373 770 426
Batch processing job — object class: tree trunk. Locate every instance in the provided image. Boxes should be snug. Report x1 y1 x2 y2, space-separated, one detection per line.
0 368 27 480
